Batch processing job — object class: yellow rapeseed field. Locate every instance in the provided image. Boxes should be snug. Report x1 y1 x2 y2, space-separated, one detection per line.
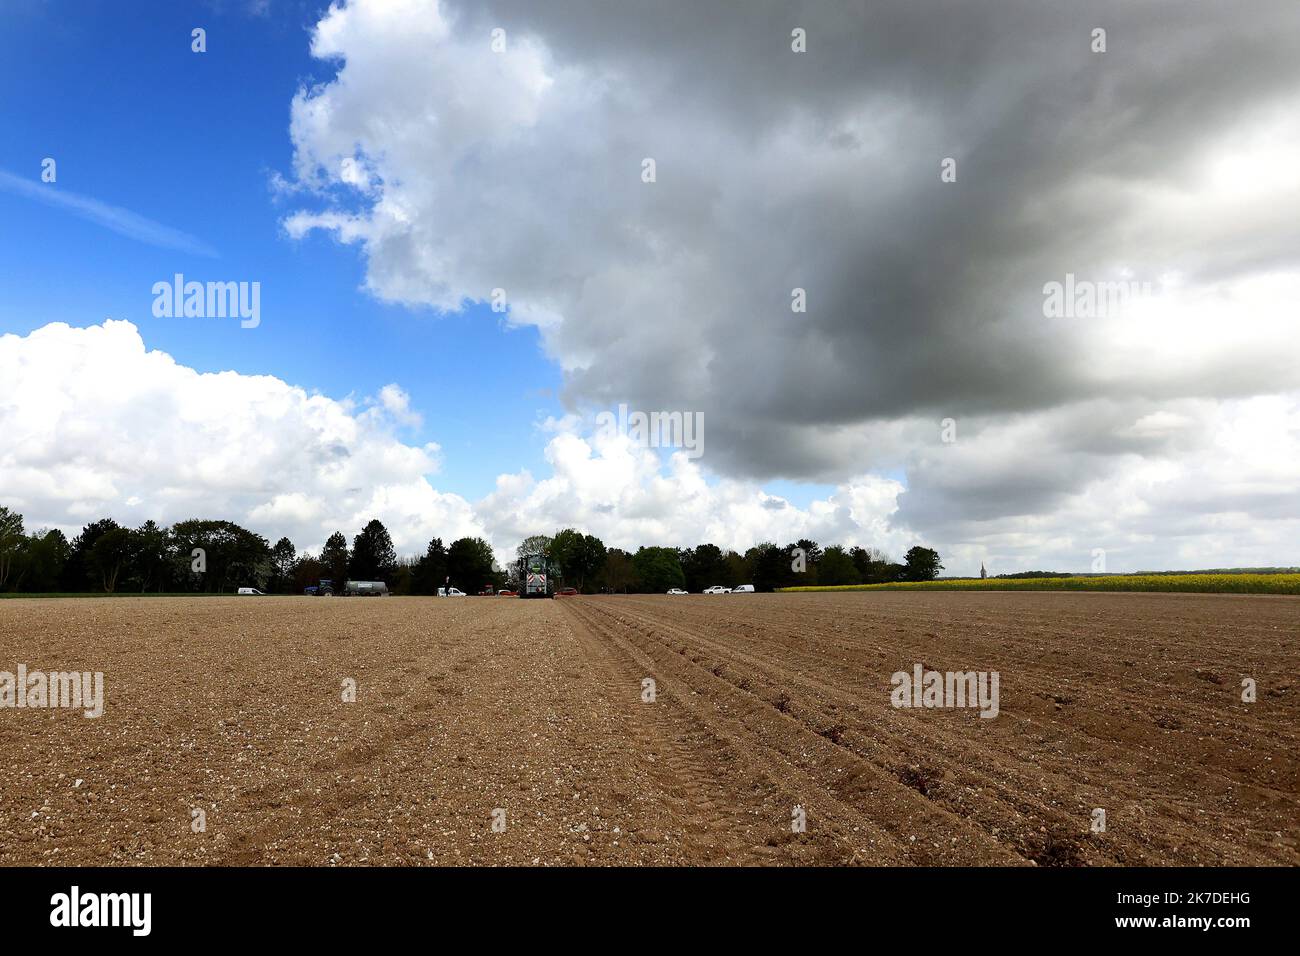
779 574 1300 595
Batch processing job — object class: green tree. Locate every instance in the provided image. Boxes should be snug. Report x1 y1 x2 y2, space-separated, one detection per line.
632 546 685 593
69 518 121 592
850 546 894 584
318 531 350 589
816 545 859 586
129 520 171 592
902 546 944 581
848 546 871 582
60 520 99 590
723 549 749 588
597 548 635 593
269 537 297 593
447 536 497 592
549 528 581 585
751 542 797 592
573 535 607 592
17 529 70 592
413 537 447 595
168 519 272 592
550 528 606 592
350 519 397 581
681 543 728 592
0 506 24 589
388 556 417 595
793 538 823 567
89 526 132 592
291 553 325 594
516 534 552 563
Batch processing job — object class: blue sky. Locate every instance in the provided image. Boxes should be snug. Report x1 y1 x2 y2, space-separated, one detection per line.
0 0 841 513
0 0 568 498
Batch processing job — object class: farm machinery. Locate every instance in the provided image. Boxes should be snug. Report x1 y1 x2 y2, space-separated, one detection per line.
521 552 554 598
304 579 390 596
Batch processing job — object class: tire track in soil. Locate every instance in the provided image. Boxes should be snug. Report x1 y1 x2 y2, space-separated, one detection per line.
586 598 1110 863
210 628 503 865
565 601 893 864
564 609 766 863
690 596 1298 863
563 599 1020 865
586 598 1181 866
587 594 1299 866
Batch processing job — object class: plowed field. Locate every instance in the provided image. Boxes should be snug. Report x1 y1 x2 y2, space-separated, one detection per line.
1 592 1295 865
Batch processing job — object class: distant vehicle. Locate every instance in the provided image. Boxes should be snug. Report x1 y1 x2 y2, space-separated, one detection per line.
667 588 687 595
343 580 389 597
305 579 336 596
703 585 731 595
237 587 265 596
521 552 553 599
731 584 755 593
555 587 579 597
477 584 495 596
438 587 467 597
497 589 518 597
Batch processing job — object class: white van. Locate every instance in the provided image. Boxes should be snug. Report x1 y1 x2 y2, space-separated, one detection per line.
237 587 264 596
731 584 755 593
438 587 467 597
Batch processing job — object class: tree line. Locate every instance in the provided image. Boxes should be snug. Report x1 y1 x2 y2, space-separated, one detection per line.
0 506 497 595
0 504 942 595
543 539 943 593
513 533 942 593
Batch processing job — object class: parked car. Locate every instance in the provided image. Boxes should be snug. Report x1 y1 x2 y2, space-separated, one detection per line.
703 585 731 595
555 587 579 597
497 589 518 597
667 588 688 595
731 584 755 593
237 587 264 596
438 587 467 597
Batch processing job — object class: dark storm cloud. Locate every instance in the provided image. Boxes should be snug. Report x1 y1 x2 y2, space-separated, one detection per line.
287 0 1300 554
433 0 1300 483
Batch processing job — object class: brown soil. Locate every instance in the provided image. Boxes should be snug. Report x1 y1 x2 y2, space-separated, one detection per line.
0 592 1295 865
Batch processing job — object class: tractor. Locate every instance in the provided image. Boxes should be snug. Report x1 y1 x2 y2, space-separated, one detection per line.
520 552 554 598
304 578 336 596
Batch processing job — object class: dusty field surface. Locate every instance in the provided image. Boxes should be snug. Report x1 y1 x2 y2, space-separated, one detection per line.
0 592 1295 866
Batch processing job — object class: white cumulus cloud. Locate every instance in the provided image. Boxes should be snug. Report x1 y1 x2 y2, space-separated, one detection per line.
0 321 479 554
1 321 922 566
